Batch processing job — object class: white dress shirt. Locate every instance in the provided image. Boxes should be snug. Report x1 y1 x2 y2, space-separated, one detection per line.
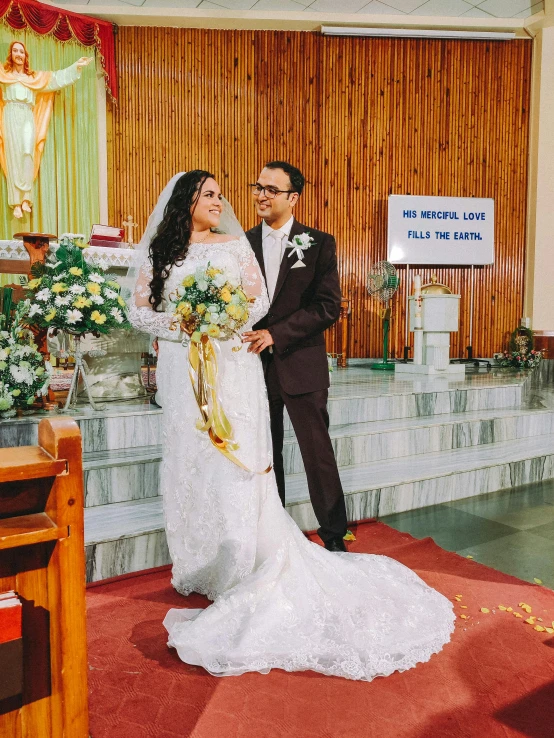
261 216 294 301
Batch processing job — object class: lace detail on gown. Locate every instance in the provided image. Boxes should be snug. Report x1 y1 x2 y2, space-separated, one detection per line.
130 236 455 681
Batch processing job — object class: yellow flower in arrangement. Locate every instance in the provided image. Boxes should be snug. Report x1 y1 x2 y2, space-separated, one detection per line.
91 310 107 325
117 296 126 308
69 266 83 276
226 304 240 319
73 296 91 309
45 308 57 322
176 301 192 318
236 288 247 302
207 324 221 338
87 282 102 295
51 282 67 294
206 267 221 278
220 288 232 303
11 389 21 397
28 278 42 289
196 303 207 315
191 331 202 343
183 275 195 288
106 281 120 291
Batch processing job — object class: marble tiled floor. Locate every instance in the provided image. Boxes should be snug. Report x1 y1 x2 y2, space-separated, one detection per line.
382 479 554 589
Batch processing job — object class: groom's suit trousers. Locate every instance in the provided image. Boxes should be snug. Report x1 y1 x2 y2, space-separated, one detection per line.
265 353 347 543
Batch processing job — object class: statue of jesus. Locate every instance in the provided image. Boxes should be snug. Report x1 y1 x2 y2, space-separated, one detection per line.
0 41 93 219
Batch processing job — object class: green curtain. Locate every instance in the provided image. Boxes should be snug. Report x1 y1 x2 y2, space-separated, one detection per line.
0 29 99 251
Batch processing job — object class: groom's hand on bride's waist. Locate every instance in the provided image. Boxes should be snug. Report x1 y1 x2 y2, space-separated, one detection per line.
241 329 274 354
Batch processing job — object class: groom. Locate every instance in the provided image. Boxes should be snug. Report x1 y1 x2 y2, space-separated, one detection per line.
242 161 348 552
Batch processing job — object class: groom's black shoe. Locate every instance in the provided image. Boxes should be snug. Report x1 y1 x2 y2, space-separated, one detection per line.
324 536 347 553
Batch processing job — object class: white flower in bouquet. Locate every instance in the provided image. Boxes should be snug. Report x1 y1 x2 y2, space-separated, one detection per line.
90 295 105 305
35 288 51 302
54 295 72 307
110 308 125 324
28 304 42 317
69 284 86 294
89 273 105 284
213 273 227 288
66 309 83 325
104 288 118 299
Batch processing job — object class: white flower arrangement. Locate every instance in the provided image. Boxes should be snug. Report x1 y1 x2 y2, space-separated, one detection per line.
0 301 52 418
26 235 130 335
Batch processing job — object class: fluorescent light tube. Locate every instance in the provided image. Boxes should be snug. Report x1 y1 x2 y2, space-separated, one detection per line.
320 27 516 40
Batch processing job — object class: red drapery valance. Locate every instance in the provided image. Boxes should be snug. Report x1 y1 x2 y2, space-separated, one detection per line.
0 0 117 99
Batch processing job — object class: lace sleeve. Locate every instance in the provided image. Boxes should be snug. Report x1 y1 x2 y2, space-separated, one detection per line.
127 260 182 341
236 237 269 328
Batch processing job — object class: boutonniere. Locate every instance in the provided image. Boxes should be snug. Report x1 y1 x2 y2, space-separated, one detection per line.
286 232 314 262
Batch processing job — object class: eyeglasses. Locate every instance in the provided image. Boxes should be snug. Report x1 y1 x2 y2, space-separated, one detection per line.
249 184 294 199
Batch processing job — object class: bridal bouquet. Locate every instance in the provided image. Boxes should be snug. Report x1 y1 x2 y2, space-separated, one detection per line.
169 265 250 342
25 235 130 335
0 300 52 417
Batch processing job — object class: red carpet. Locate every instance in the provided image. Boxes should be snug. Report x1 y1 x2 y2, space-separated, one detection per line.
86 522 554 738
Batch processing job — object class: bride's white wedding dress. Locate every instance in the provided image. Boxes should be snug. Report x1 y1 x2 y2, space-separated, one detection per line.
130 236 455 681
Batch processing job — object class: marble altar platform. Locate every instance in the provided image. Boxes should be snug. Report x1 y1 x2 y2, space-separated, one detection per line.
1 361 553 583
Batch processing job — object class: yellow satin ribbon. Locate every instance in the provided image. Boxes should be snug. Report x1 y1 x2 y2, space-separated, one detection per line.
188 335 271 475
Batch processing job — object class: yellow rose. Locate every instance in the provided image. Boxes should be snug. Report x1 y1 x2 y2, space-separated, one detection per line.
91 310 107 325
196 303 207 315
117 296 126 307
207 324 220 338
45 308 57 322
226 304 239 318
28 278 42 289
52 283 67 294
69 267 83 276
87 282 101 295
176 301 192 318
183 275 195 288
220 288 232 303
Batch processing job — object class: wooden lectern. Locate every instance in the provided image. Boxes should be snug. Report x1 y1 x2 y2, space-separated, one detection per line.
0 418 89 737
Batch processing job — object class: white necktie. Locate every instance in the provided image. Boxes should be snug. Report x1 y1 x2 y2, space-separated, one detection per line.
264 230 284 301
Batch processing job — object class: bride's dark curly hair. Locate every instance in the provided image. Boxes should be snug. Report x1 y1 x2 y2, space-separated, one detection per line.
149 170 214 310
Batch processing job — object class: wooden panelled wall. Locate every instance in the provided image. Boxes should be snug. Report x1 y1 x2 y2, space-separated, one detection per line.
108 28 531 359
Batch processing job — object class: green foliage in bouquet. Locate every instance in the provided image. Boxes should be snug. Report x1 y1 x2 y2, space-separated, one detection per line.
169 265 251 342
0 296 52 416
26 235 130 335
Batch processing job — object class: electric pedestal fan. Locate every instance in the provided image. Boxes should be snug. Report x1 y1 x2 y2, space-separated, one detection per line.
367 261 400 371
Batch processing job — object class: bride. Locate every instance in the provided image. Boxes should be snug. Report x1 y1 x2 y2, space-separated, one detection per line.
128 170 455 681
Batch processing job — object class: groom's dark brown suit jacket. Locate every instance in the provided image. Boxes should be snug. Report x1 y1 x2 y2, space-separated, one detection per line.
246 219 342 396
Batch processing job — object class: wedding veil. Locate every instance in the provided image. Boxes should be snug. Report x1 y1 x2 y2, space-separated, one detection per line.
126 171 246 301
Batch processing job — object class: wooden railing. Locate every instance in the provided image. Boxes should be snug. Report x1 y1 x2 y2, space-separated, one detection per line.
0 418 89 738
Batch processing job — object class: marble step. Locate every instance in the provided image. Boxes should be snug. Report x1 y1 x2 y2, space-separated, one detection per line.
284 406 554 474
83 445 161 507
84 432 554 582
287 433 554 530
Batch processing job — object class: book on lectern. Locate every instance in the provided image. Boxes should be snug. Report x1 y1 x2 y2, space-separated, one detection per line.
0 590 23 701
90 224 124 248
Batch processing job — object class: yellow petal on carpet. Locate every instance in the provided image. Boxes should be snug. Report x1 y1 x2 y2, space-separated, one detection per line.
534 578 543 585
524 617 536 625
455 597 462 602
506 607 513 612
456 594 463 598
466 555 474 559
537 618 543 622
343 530 356 541
460 614 469 619
545 628 554 634
513 612 523 618
460 605 468 609
498 606 506 611
534 626 546 632
480 608 490 614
